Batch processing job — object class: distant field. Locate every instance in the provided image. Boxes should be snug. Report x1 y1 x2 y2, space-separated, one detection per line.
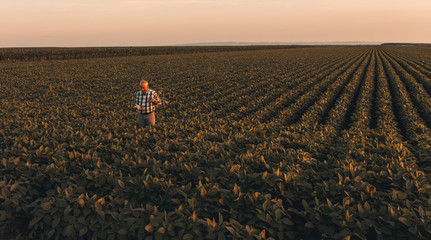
0 45 305 62
1 46 430 239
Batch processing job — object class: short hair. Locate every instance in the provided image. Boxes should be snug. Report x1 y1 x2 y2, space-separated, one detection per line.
140 80 148 86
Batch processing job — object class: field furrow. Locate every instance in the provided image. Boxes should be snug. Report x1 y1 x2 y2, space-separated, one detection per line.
370 50 379 129
234 52 367 124
388 51 431 85
260 51 370 128
343 49 377 130
379 50 431 168
386 47 431 74
381 50 431 129
217 52 363 121
374 50 405 135
315 50 372 127
339 50 375 130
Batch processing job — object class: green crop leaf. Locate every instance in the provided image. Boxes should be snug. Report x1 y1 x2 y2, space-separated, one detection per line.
64 225 74 236
145 224 154 233
182 233 194 240
41 202 52 211
398 217 410 226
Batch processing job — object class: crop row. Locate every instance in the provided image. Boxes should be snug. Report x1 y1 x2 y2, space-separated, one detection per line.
255 51 369 126
378 51 431 168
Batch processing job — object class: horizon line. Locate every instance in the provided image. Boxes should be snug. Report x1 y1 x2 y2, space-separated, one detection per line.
2 41 431 49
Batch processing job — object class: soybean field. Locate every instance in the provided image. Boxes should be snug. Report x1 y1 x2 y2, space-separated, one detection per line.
1 46 431 239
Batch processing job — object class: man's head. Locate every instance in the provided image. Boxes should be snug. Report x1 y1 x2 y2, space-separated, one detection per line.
140 80 149 93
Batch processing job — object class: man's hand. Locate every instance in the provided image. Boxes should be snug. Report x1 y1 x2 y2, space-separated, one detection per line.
135 105 142 110
151 99 158 104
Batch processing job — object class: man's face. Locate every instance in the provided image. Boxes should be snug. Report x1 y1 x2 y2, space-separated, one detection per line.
141 83 149 93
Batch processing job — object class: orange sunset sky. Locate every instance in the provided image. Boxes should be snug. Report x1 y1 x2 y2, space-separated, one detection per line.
1 0 430 47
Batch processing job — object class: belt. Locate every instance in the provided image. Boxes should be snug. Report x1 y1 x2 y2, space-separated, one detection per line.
141 111 153 115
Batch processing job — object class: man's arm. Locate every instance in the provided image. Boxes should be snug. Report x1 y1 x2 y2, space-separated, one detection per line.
151 92 162 105
134 92 142 110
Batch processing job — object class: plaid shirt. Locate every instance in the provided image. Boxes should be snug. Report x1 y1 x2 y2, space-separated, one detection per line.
134 89 161 114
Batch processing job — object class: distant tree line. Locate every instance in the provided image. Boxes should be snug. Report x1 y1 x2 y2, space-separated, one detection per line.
0 45 307 62
381 43 431 46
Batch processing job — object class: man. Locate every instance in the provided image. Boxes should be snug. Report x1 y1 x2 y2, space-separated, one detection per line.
134 80 161 127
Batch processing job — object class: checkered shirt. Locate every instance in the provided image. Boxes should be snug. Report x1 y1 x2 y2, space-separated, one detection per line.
134 89 161 114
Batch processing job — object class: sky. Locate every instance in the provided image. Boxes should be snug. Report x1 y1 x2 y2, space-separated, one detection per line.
1 0 430 47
